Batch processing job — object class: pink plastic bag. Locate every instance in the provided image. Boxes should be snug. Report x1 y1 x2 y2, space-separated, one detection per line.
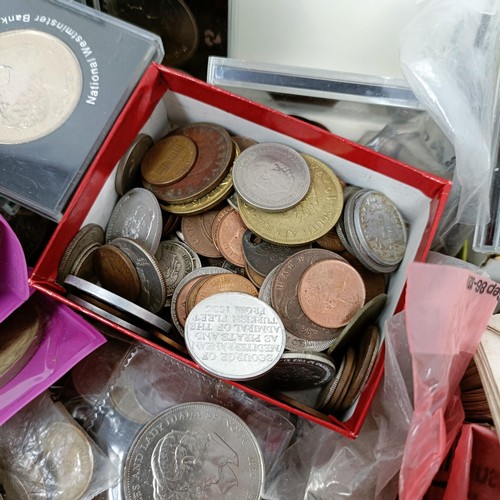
0 215 29 322
399 262 499 499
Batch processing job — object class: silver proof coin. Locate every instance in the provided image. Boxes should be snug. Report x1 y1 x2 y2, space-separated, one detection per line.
111 237 167 313
123 402 265 500
170 266 231 336
232 143 311 212
353 189 407 266
185 292 286 381
0 29 83 144
106 187 162 254
262 352 336 390
64 275 173 334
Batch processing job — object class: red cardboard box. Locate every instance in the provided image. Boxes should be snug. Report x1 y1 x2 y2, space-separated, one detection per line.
30 63 450 438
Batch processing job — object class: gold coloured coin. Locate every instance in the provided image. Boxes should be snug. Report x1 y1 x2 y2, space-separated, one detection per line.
141 135 197 186
238 154 343 245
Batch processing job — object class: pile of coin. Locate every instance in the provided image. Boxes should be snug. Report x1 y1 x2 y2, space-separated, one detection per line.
58 121 408 419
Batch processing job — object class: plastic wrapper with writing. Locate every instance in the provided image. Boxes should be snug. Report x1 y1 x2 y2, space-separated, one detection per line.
399 262 499 499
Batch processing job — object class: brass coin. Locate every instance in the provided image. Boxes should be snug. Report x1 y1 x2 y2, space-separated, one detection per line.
195 274 258 305
153 123 233 204
141 135 197 187
238 154 343 245
160 168 234 215
298 259 365 329
0 300 43 387
94 244 141 302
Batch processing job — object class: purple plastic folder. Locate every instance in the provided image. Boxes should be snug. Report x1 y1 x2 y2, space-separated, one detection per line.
0 216 106 425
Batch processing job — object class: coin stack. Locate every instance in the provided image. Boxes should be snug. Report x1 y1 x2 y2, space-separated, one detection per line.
59 121 408 419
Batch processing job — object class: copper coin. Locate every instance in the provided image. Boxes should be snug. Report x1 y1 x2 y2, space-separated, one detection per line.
298 259 365 329
195 274 258 305
271 249 346 342
115 133 154 196
175 275 206 328
245 262 265 289
316 229 345 252
181 211 222 258
213 206 247 267
153 123 233 203
71 242 100 283
232 136 258 152
324 346 356 414
338 325 380 412
141 135 197 187
185 275 212 316
211 205 233 247
94 244 141 302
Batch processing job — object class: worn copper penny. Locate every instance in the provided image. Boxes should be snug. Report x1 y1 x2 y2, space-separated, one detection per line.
232 136 258 152
153 123 233 203
316 229 345 252
212 206 247 267
298 259 365 329
94 244 141 302
181 211 222 258
271 249 346 342
141 135 197 187
185 275 212 315
324 346 356 414
195 274 258 305
175 275 206 328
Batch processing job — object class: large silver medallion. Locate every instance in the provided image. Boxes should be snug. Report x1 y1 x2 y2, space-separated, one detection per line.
0 29 82 144
123 402 265 500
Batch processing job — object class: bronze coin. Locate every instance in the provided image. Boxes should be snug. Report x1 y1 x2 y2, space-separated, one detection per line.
232 136 258 152
194 274 258 304
94 244 141 302
175 276 206 328
181 211 222 258
71 242 100 283
271 249 346 342
324 346 356 414
298 259 366 329
153 123 233 204
141 135 197 187
337 325 380 412
185 275 212 316
244 262 265 289
316 229 345 252
212 206 247 267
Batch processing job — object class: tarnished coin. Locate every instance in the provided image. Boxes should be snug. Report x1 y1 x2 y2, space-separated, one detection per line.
324 346 356 414
185 292 286 380
69 242 100 283
212 206 247 267
317 351 346 411
260 352 336 390
111 237 167 313
327 293 387 357
338 325 380 412
57 223 105 284
155 123 233 203
244 262 266 288
170 267 231 335
271 249 345 342
232 136 258 152
123 402 265 500
298 259 365 329
354 189 407 266
0 30 82 144
0 300 43 388
64 275 173 335
238 154 343 245
106 187 162 254
233 143 311 212
185 275 212 316
181 210 223 258
94 244 141 302
115 133 154 196
155 240 199 297
242 230 310 277
39 422 93 500
141 135 197 187
316 229 345 252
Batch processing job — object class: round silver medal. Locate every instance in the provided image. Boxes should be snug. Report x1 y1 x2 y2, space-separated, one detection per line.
185 292 286 380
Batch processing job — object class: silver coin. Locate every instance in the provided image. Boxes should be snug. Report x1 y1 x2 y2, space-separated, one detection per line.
106 187 162 254
261 352 336 390
233 143 311 212
185 292 286 381
123 402 265 500
354 189 407 266
111 237 167 313
155 240 197 297
115 133 154 196
64 275 173 334
170 266 231 336
0 30 83 144
68 293 155 341
175 239 203 269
